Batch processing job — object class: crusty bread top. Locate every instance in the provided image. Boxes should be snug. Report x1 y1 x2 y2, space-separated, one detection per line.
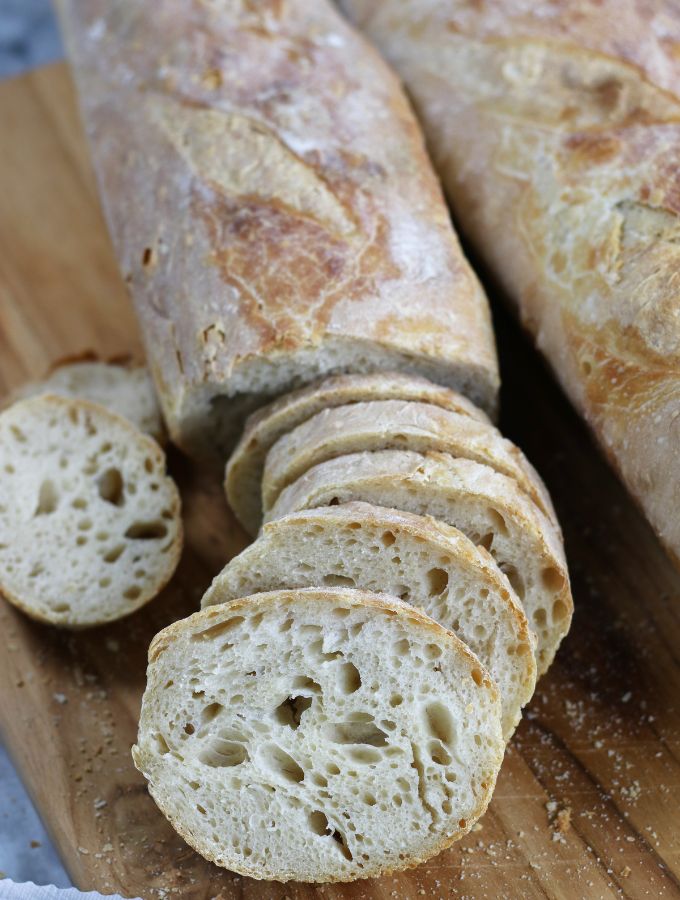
0 394 182 628
268 449 572 674
226 372 490 535
58 0 499 458
262 400 557 525
10 360 165 442
134 587 504 881
339 0 680 565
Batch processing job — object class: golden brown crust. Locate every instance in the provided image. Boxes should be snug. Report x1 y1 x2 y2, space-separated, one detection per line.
57 0 499 459
340 0 680 565
140 587 503 881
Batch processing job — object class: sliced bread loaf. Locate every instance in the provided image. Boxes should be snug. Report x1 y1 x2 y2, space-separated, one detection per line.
133 587 504 882
262 400 557 525
10 360 165 442
202 503 536 737
0 394 182 627
226 372 490 535
269 451 572 674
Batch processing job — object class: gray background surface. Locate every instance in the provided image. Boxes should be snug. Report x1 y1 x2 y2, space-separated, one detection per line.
0 0 69 888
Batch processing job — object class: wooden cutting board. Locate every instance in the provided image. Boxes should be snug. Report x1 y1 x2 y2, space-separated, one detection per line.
0 63 679 900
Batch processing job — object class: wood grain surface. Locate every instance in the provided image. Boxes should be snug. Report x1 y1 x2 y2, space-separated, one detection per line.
0 64 679 900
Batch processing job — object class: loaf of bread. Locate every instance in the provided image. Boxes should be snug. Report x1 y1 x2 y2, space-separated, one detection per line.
339 0 680 566
203 502 537 737
133 587 504 881
0 395 182 627
262 400 558 525
56 0 499 460
227 372 490 535
268 450 571 674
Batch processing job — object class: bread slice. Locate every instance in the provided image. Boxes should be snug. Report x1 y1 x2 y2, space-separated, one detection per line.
9 360 165 443
203 503 536 737
133 587 504 882
226 372 491 535
269 451 572 675
262 400 557 526
0 394 182 627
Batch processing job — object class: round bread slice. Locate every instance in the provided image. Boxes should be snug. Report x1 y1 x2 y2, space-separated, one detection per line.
226 372 490 536
203 503 536 738
268 451 572 675
0 394 182 627
10 360 165 442
133 587 504 882
262 400 557 527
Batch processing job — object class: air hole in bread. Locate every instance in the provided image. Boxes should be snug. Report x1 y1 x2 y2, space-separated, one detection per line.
393 638 410 657
259 743 304 783
144 457 154 473
200 738 249 768
99 577 111 588
35 479 58 516
322 573 356 588
542 566 566 593
347 746 382 764
192 616 245 641
4 463 15 474
76 536 87 547
390 693 403 707
201 702 224 723
338 662 361 694
103 545 125 563
326 762 341 775
308 638 342 662
424 701 455 746
78 518 92 532
425 643 443 660
471 668 484 687
426 568 449 598
552 598 569 621
124 585 142 600
487 508 508 535
428 740 452 766
72 497 87 510
98 468 125 506
478 533 494 551
309 809 330 836
275 694 312 729
154 733 170 755
125 520 167 540
331 827 353 861
329 496 340 506
381 530 396 547
10 424 27 443
533 608 547 628
184 723 195 735
51 602 70 613
311 772 328 787
327 719 388 747
500 564 525 600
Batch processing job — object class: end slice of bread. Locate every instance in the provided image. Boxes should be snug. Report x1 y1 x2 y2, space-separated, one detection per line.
133 587 504 882
225 372 490 535
10 360 165 442
262 400 557 527
203 503 536 737
0 394 182 627
268 450 572 675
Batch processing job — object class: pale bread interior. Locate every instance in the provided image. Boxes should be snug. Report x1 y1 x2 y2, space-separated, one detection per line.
133 588 504 882
203 503 536 738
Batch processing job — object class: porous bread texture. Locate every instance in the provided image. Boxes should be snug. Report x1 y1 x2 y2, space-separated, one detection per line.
0 394 182 627
10 361 165 442
262 400 557 526
203 503 536 738
269 450 572 675
226 372 491 535
133 587 504 882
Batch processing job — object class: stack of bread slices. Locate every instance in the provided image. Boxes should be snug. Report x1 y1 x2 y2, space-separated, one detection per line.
133 373 572 882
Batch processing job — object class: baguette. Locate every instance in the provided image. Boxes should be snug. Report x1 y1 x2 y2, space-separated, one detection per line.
226 372 490 535
269 450 571 674
262 400 557 525
10 360 165 443
0 395 182 627
133 587 504 881
56 0 499 460
339 0 680 566
203 502 537 737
